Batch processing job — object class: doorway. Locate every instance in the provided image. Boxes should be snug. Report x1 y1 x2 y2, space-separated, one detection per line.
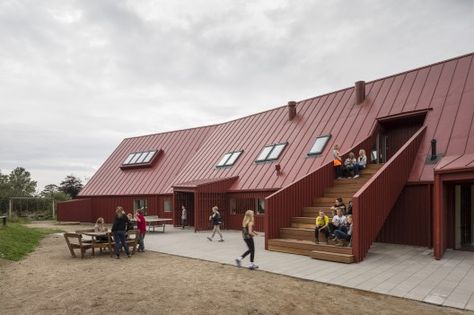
454 183 474 251
375 112 426 163
174 191 195 227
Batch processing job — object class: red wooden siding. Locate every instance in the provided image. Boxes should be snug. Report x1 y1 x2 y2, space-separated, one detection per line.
352 126 427 262
376 184 432 247
433 153 474 259
265 133 376 249
58 195 172 223
57 199 92 222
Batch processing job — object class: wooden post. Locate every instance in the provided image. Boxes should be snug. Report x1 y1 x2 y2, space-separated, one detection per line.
8 199 12 217
52 199 56 218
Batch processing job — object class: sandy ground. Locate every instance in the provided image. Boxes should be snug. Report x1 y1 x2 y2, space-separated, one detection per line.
0 223 472 315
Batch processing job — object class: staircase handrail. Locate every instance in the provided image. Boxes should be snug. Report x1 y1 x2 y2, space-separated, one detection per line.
351 126 427 262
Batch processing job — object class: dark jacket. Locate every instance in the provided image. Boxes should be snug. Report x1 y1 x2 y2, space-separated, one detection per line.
211 212 222 225
112 215 129 232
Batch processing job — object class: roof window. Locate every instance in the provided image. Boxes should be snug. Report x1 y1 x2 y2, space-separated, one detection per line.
308 135 331 156
217 151 243 167
256 143 287 162
121 150 160 169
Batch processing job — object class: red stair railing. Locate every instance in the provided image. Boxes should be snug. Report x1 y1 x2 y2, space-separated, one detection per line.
264 134 376 249
351 126 427 262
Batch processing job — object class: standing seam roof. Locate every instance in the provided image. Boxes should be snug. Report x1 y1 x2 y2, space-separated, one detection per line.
80 53 474 195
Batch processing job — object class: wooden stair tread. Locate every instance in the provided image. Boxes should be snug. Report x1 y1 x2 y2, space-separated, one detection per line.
310 250 354 263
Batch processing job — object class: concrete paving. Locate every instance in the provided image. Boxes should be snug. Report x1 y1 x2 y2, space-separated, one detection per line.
145 226 474 311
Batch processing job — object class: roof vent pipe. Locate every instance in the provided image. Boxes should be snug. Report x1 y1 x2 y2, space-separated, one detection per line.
431 139 437 161
288 101 297 120
355 81 366 104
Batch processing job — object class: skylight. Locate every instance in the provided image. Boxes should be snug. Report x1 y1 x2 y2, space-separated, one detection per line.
308 135 331 155
217 151 242 167
256 143 287 162
122 150 159 168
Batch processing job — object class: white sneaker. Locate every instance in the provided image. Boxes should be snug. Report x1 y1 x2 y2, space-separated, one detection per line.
235 258 241 267
353 174 360 178
248 263 259 270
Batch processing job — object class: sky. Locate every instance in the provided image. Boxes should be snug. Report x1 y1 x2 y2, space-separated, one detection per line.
0 0 473 192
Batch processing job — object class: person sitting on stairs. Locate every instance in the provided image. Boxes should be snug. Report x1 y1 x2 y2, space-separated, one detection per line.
334 215 352 246
357 149 367 172
314 211 329 244
328 208 347 239
331 197 346 215
344 152 359 178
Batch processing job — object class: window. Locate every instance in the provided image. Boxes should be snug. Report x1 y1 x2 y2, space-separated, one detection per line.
256 199 265 215
229 198 237 215
164 198 172 212
122 150 160 168
133 199 148 215
216 151 243 167
308 135 331 156
256 143 287 162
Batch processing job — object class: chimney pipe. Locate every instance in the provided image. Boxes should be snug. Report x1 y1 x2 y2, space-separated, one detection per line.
431 139 437 161
355 81 366 104
288 101 297 120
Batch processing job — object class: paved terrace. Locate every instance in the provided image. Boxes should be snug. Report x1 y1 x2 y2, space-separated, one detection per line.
146 226 474 311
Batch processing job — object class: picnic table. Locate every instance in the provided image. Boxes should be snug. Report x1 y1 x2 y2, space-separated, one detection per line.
80 231 111 256
64 229 139 258
143 216 172 232
0 215 6 226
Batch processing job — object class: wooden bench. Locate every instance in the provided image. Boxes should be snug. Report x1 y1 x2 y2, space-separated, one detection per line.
0 216 6 227
64 233 93 259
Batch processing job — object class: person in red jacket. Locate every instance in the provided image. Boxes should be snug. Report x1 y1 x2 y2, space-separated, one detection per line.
135 209 147 252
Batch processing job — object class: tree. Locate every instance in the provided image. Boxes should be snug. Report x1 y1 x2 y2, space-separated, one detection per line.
40 184 59 198
40 184 70 201
0 170 11 198
8 167 37 197
59 175 83 198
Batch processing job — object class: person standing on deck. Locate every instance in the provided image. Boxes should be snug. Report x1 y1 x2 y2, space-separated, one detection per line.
235 210 259 270
181 205 187 229
207 206 224 242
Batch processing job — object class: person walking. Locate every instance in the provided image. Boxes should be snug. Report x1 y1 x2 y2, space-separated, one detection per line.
111 206 131 259
207 206 224 242
235 210 258 270
181 205 187 229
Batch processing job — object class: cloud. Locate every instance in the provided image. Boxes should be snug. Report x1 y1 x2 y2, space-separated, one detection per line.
0 0 473 191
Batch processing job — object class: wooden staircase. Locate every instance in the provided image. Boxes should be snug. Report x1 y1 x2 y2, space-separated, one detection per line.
268 164 384 264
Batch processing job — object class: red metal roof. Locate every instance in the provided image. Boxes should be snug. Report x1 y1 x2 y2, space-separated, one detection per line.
435 153 474 174
174 53 474 189
81 53 474 195
79 125 217 196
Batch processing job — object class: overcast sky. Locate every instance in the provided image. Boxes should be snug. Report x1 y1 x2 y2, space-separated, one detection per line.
0 0 473 192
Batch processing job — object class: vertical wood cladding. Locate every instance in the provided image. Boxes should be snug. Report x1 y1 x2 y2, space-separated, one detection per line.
376 184 432 247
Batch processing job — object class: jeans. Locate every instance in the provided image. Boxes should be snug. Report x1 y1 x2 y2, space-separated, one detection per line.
334 229 351 241
335 165 343 178
182 219 187 229
315 226 329 242
114 231 130 257
211 225 223 239
138 232 145 251
242 238 255 262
